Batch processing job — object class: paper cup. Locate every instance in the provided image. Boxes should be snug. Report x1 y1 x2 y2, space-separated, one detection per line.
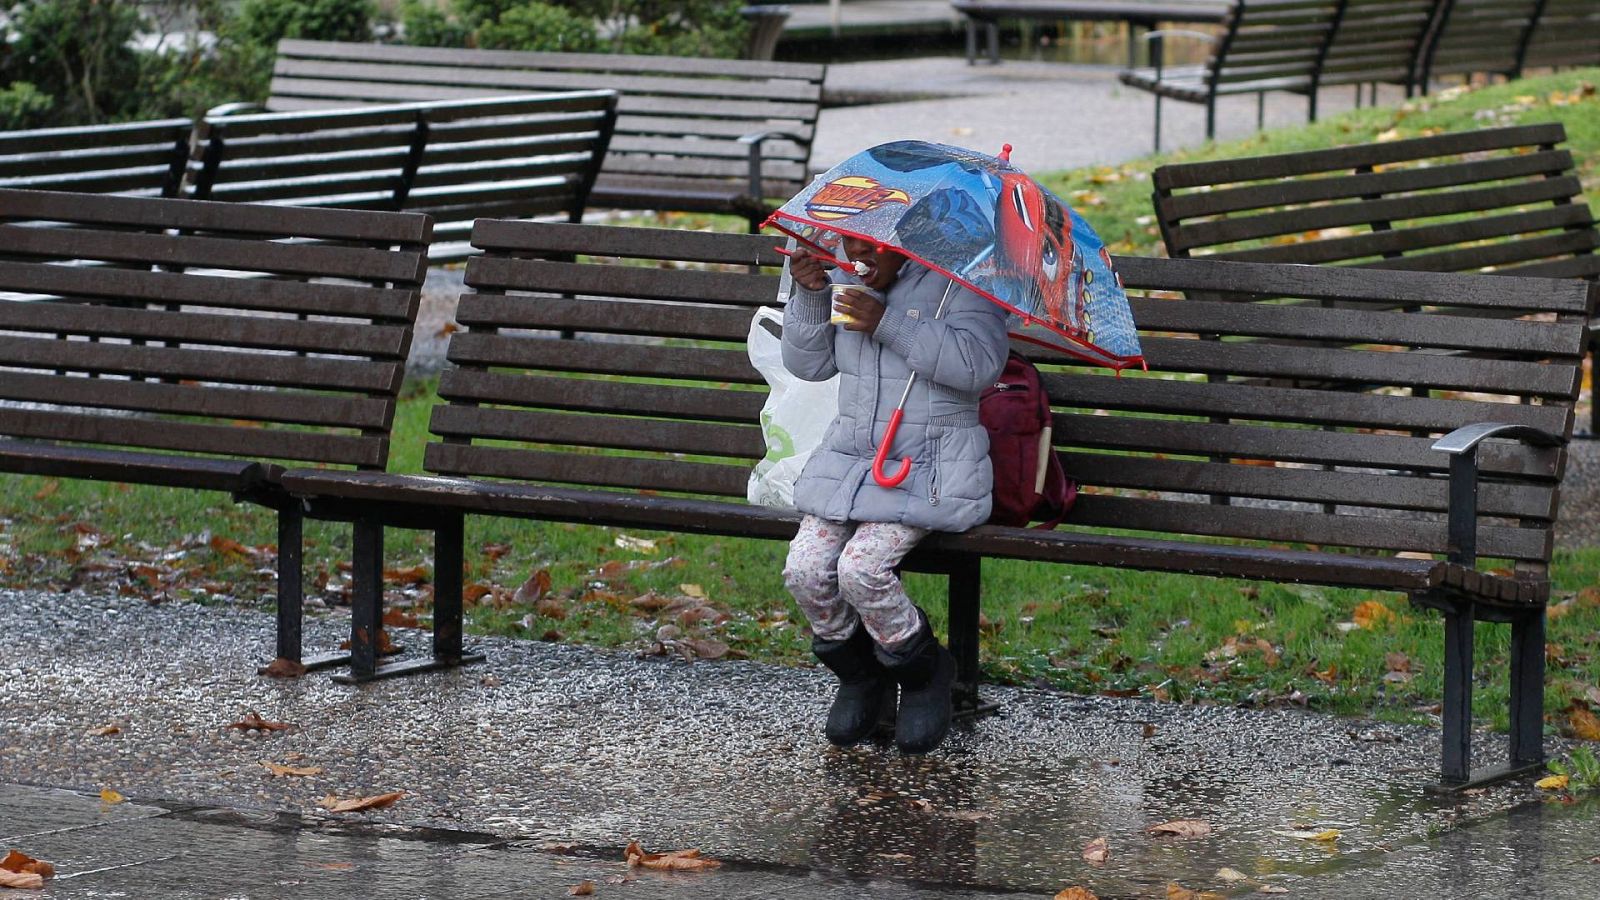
830 283 884 325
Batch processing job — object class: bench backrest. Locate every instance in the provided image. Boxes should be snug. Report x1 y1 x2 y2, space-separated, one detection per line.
267 39 826 207
1203 0 1345 94
1151 123 1600 284
189 92 615 260
0 189 431 471
1521 0 1600 71
1317 0 1440 90
1416 0 1542 84
431 220 1586 572
0 119 192 198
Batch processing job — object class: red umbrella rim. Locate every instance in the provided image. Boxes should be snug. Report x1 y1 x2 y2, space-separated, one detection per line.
763 209 1145 372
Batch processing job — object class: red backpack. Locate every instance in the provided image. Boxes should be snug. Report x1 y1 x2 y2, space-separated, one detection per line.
980 351 1076 528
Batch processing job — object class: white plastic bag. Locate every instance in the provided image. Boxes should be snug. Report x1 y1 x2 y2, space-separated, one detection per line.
746 306 839 509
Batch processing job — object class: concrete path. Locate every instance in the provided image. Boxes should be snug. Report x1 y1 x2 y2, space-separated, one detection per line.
3 589 1597 898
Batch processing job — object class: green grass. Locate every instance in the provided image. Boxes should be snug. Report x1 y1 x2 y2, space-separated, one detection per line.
5 70 1600 737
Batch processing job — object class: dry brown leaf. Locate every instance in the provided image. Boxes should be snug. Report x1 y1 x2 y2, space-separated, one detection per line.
1147 819 1212 838
85 725 120 737
1352 600 1395 630
514 569 553 606
227 712 291 733
685 638 730 660
338 629 396 655
383 609 422 629
99 788 124 805
261 761 324 778
568 881 595 896
384 565 431 586
0 870 43 889
258 657 307 679
1081 836 1110 864
31 480 59 501
208 535 252 558
1055 888 1098 900
1 850 54 879
623 840 722 871
1568 703 1600 741
462 583 493 606
318 791 404 813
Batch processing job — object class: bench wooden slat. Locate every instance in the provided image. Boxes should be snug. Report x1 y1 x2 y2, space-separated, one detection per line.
431 406 766 459
437 370 764 424
0 371 392 430
445 334 759 385
0 439 263 491
0 302 410 358
1053 412 1562 479
0 409 386 469
454 294 758 341
1065 492 1548 561
465 257 778 307
1059 449 1555 519
0 336 404 394
425 442 748 496
1048 370 1572 434
470 219 785 265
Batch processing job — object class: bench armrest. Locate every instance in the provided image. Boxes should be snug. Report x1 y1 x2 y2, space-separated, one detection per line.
1432 423 1565 565
739 129 810 202
206 101 265 118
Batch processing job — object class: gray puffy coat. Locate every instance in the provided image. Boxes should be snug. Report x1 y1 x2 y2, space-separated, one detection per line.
782 259 1010 532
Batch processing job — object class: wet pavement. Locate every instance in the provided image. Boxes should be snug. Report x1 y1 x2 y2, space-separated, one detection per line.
3 589 1598 898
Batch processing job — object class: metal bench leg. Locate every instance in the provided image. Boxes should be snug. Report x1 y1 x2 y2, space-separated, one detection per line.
1257 93 1265 129
433 511 466 661
987 22 1000 64
1205 97 1216 141
274 502 304 663
1439 601 1474 786
946 555 998 718
965 19 976 65
1154 95 1164 152
1508 608 1546 767
336 516 385 683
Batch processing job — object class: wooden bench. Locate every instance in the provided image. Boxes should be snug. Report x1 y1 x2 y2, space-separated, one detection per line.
262 39 827 231
0 118 192 197
952 0 1230 66
190 92 616 261
0 188 433 671
1150 122 1600 425
277 219 1589 788
1414 0 1599 90
1117 0 1439 150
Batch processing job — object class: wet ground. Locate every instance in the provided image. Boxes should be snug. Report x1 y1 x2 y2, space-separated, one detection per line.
3 589 1598 898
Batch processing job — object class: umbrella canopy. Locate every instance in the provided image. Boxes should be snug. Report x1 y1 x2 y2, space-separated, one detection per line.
764 140 1143 370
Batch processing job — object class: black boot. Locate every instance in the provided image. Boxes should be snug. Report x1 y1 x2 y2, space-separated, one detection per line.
876 608 955 754
812 625 897 746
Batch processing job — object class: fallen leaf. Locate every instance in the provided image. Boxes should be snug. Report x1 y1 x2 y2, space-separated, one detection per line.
1568 703 1600 741
99 788 125 804
684 638 729 660
614 534 658 553
31 480 59 501
1147 819 1211 838
1081 836 1110 864
678 583 706 599
383 565 430 586
1 850 54 878
462 583 493 605
226 712 291 733
382 609 422 629
513 569 553 606
436 321 459 338
261 761 324 777
568 881 595 896
258 657 307 679
1352 600 1395 630
1536 774 1570 791
208 535 252 558
1216 867 1248 882
1055 888 1098 900
0 871 43 889
1257 887 1290 895
318 791 404 813
1273 827 1340 842
623 840 722 870
85 725 120 737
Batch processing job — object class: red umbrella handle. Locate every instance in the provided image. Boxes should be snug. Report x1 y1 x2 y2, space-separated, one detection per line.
872 408 912 488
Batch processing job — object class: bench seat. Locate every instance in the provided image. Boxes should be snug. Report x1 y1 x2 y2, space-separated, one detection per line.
0 440 264 493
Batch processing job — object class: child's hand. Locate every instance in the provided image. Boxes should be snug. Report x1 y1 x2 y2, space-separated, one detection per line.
834 288 885 333
790 253 829 292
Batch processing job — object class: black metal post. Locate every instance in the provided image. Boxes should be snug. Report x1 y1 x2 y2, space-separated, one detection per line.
275 503 304 662
348 517 384 680
1441 601 1475 783
1509 608 1546 766
433 512 465 662
1448 451 1478 564
946 555 982 711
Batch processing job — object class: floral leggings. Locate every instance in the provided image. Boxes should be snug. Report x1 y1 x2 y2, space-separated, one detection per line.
783 514 929 650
